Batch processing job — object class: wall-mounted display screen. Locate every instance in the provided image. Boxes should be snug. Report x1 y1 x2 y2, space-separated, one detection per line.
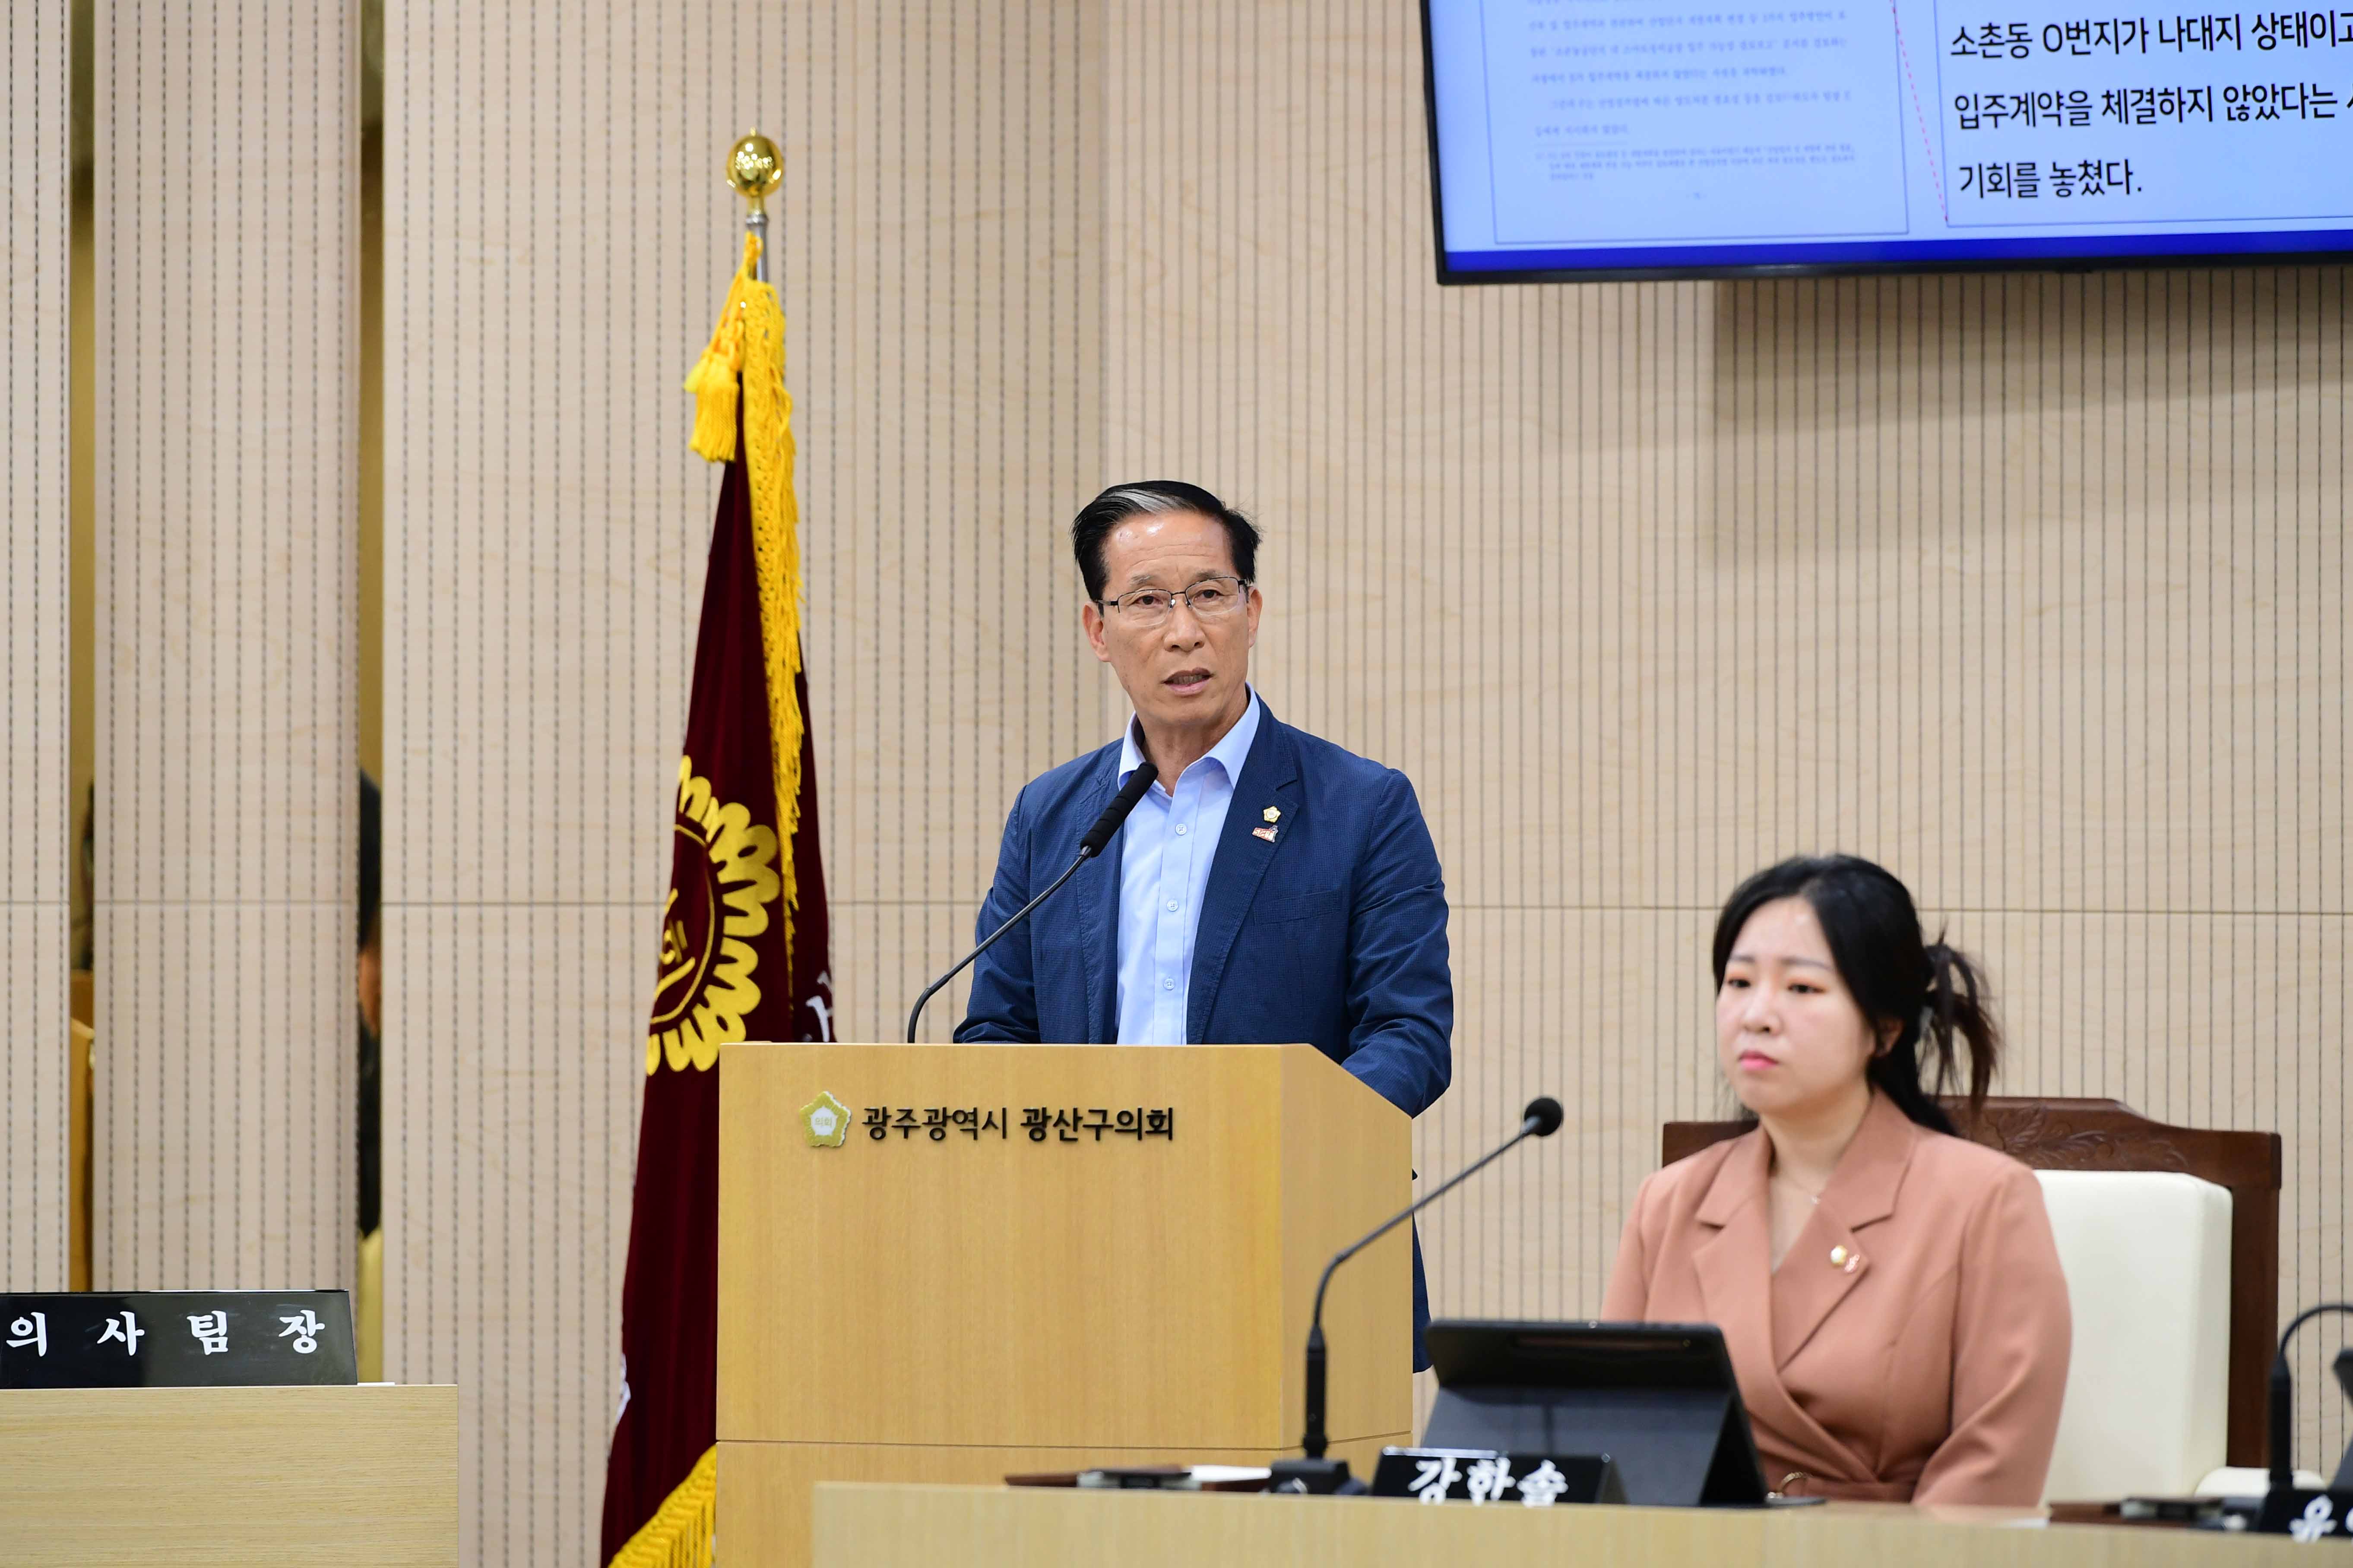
1422 0 2353 280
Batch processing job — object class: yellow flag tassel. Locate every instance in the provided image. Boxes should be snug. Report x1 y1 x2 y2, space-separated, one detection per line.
682 246 752 462
608 1445 716 1568
684 232 807 955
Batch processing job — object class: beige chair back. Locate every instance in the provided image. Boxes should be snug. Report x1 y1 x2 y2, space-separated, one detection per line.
2034 1170 2231 1500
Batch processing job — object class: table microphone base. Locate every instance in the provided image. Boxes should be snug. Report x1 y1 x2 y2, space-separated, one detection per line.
1269 1458 1359 1495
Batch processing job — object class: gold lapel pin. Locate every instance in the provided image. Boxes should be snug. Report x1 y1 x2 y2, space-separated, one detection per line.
1263 805 1281 823
1829 1245 1849 1268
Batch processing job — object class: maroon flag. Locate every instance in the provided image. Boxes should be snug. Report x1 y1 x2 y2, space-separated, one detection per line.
603 237 829 1567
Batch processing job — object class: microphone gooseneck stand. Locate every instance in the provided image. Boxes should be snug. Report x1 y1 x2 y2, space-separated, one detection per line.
1273 1095 1565 1494
903 762 1158 1043
2268 1301 2353 1499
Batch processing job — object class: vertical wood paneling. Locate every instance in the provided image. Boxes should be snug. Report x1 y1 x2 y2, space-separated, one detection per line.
381 2 1100 1559
783 0 1104 1042
380 9 726 1561
1102 0 2350 1464
89 1 356 1297
1 0 71 1290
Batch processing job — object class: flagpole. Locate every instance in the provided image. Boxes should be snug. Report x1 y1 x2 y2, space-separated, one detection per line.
726 131 782 284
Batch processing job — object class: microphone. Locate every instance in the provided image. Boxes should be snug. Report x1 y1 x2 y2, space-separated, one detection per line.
1278 1095 1564 1490
903 761 1159 1043
2337 1349 2353 1491
2267 1301 2353 1497
1079 763 1159 857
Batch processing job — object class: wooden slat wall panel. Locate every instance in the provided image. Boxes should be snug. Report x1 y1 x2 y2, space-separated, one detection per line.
1101 0 2350 1463
90 0 357 1296
1 0 71 1291
380 2 1101 1560
379 6 728 1557
782 0 1107 1038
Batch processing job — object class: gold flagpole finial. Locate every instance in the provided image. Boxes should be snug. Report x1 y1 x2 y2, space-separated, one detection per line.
726 131 782 285
726 132 782 211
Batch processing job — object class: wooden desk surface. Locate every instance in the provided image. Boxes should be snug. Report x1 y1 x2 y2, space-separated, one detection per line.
0 1383 458 1565
813 1482 2309 1567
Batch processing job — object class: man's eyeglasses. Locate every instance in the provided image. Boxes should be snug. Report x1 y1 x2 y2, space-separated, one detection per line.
1097 575 1251 628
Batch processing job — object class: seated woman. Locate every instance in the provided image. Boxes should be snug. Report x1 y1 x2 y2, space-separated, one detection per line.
1602 855 2070 1506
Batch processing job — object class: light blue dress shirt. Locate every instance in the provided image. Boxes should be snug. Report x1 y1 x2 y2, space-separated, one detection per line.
1113 689 1264 1045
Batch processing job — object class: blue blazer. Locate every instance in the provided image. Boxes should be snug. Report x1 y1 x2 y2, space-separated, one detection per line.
957 706 1453 1365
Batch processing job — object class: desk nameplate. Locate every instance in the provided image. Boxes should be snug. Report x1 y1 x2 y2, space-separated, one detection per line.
1 1291 356 1388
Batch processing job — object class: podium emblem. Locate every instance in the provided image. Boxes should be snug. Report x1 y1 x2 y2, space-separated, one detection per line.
801 1091 852 1148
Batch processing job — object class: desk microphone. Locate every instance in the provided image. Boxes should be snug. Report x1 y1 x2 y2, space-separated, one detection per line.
2267 1301 2353 1497
903 762 1158 1043
1279 1095 1565 1490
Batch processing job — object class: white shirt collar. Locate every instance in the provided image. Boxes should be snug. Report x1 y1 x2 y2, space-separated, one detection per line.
1117 686 1262 792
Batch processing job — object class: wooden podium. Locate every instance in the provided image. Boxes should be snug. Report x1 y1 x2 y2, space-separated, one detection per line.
717 1041 1415 1566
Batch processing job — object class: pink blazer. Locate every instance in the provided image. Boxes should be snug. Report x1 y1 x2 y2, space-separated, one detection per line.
1602 1091 2071 1505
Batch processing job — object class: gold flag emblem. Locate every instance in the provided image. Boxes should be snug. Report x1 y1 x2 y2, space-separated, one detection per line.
647 759 782 1075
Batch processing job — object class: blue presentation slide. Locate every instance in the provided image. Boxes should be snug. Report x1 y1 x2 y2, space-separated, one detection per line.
1426 0 2353 272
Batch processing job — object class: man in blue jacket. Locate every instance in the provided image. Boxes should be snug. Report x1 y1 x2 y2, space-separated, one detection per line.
957 480 1453 1368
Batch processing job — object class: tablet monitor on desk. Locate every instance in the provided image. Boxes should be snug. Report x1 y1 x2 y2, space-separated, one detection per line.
1420 1320 1770 1507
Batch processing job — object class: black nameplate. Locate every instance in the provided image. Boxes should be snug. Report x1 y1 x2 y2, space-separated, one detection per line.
2255 1488 2353 1541
1370 1448 1624 1506
1 1291 356 1388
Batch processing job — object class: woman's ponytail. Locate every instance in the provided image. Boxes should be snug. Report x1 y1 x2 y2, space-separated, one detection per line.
1913 939 2001 1127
